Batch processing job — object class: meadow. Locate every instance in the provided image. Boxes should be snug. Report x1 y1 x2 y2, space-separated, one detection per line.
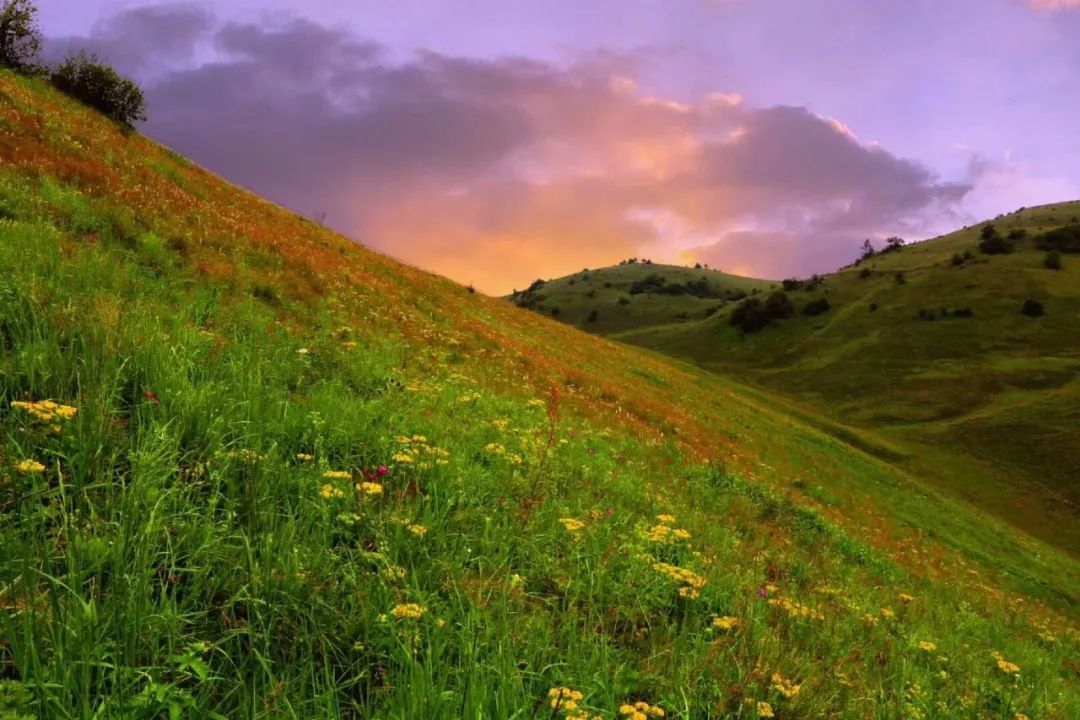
2 70 1080 718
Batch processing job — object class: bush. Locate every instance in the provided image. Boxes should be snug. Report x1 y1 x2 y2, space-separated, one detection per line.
730 291 793 333
894 272 906 285
586 309 598 323
782 278 804 291
50 51 147 125
803 297 830 316
1021 299 1044 318
1036 225 1080 253
764 290 794 319
1044 251 1062 270
978 223 1014 254
859 267 872 279
0 0 41 70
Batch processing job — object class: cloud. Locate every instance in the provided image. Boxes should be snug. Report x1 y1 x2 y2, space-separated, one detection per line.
1030 0 1080 9
48 4 972 292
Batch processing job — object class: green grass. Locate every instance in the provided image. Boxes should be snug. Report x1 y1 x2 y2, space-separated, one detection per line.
520 210 1080 557
2 69 1080 718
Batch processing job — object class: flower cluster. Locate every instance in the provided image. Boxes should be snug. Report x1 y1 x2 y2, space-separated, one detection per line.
390 603 426 620
559 517 586 534
767 595 824 621
652 561 706 599
917 641 937 653
16 459 45 474
644 515 691 544
619 700 665 719
992 651 1020 675
711 615 741 631
226 449 265 463
484 442 523 465
545 688 601 720
770 673 801 699
393 434 450 469
320 483 345 499
11 399 78 428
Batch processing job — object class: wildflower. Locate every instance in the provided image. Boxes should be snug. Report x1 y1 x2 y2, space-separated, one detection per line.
618 700 664 718
320 484 345 499
653 562 706 599
711 615 741 631
357 482 384 496
384 565 406 581
376 464 388 476
559 518 586 533
1016 713 1030 720
143 390 160 405
323 470 351 479
549 687 584 712
391 453 414 464
656 514 676 523
408 524 428 537
995 658 1021 675
390 603 426 620
898 593 914 603
297 347 310 355
880 608 895 620
11 399 78 423
296 453 314 462
918 641 937 653
756 701 775 718
770 673 801 699
16 459 45 474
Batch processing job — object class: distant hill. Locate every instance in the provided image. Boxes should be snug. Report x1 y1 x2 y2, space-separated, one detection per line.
514 206 1080 556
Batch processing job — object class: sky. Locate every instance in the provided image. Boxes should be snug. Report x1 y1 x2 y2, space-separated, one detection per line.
39 0 1080 293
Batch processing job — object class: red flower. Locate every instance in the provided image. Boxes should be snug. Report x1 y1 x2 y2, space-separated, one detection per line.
143 391 160 405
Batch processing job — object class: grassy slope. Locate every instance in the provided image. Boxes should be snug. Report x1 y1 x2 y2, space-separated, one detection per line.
1 71 1079 718
520 211 1080 557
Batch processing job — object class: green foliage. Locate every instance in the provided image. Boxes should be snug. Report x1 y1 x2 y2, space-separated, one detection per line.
0 0 40 70
803 297 830 316
1043 251 1062 270
978 223 1014 255
50 51 147 125
1037 224 1080 253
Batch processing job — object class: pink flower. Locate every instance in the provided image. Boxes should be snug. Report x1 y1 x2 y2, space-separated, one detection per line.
376 465 388 476
758 586 768 599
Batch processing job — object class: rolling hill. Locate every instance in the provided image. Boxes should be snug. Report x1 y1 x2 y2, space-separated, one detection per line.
2 69 1080 718
512 210 1080 559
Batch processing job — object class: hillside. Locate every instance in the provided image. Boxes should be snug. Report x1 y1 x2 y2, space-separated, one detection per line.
514 210 1080 557
2 69 1080 718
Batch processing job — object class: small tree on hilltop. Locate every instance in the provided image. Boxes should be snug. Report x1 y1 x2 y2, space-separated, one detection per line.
50 51 147 125
978 223 1014 255
0 0 42 71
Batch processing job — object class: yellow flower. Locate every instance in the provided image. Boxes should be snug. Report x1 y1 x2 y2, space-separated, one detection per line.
11 399 78 423
656 514 676 523
320 483 345 499
756 701 775 718
391 453 414 464
16 459 45 474
296 453 314 462
770 673 801 699
712 615 741 631
559 518 585 533
1016 713 1030 720
323 470 351 479
918 641 937 652
390 603 426 619
408 524 428 537
996 658 1021 675
898 593 914 603
880 608 895 620
357 482 384 495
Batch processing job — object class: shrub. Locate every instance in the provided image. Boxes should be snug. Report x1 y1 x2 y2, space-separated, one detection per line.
859 267 872 279
586 309 598 323
764 290 794 319
1036 225 1080 253
1044 251 1062 270
729 298 770 333
1021 299 1044 317
0 0 41 70
894 272 906 285
803 297 830 316
978 223 1014 254
782 278 804 291
50 52 147 125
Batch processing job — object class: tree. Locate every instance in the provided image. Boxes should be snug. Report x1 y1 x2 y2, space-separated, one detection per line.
978 223 1013 255
0 0 41 70
860 239 876 260
885 236 905 251
50 51 147 125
